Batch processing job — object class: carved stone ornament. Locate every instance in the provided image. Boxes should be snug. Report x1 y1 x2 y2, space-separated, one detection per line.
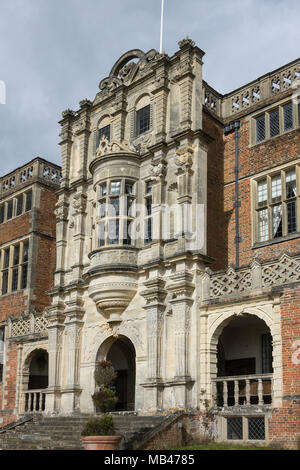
55 202 69 222
62 108 75 119
96 135 136 158
175 146 194 170
150 161 167 181
178 36 196 49
98 49 161 94
73 120 87 135
72 193 87 215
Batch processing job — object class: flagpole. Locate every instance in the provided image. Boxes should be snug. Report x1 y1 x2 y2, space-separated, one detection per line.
160 0 164 53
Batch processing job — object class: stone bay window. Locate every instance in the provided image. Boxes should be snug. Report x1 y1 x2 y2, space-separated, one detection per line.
97 179 136 247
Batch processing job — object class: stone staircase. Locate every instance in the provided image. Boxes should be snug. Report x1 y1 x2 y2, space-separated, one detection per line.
0 413 165 450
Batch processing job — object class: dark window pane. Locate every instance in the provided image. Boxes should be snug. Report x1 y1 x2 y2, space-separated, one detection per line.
137 105 150 135
269 109 280 137
21 263 28 289
272 205 282 239
146 197 152 216
99 201 106 218
109 197 120 217
98 222 105 247
287 201 297 234
16 195 23 216
4 249 10 269
110 181 121 195
11 267 19 292
100 183 107 197
108 220 119 245
25 191 32 212
127 198 134 217
125 182 134 195
22 242 29 263
286 170 296 199
283 103 294 131
146 181 153 194
98 125 110 144
262 334 273 373
248 418 265 440
227 418 243 440
13 245 20 265
123 220 132 246
0 205 4 224
145 218 152 244
256 115 266 142
7 200 13 220
2 270 8 295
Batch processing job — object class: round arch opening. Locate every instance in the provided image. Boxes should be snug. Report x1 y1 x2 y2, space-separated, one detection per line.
98 336 136 412
211 314 274 407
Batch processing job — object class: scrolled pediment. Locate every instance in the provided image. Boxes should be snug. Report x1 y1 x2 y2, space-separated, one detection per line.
96 136 137 158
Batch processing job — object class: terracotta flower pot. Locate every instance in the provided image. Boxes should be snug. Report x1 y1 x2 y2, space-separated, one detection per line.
81 435 122 450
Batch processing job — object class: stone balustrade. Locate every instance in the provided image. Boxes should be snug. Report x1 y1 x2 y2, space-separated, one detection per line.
0 157 62 198
8 311 49 339
212 374 273 408
23 390 47 413
202 253 300 302
203 58 300 119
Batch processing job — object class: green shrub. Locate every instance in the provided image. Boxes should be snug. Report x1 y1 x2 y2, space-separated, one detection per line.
94 360 117 388
81 415 115 436
92 387 118 413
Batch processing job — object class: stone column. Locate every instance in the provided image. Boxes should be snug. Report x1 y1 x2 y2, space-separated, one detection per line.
167 270 195 408
140 277 166 412
59 109 75 189
61 296 84 413
45 305 65 413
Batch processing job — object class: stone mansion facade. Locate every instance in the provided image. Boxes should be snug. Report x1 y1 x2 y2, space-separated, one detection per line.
0 38 299 445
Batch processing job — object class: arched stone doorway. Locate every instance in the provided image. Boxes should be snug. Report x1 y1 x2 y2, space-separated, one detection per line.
22 349 49 413
97 336 136 411
211 314 273 407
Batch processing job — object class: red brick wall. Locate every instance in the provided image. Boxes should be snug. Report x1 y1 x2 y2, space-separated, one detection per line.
269 285 300 446
0 182 58 426
204 111 300 270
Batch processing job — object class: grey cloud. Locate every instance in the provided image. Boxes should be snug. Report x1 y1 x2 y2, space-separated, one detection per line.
0 0 299 174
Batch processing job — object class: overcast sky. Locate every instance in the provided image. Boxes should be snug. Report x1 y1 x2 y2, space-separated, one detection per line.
0 0 299 175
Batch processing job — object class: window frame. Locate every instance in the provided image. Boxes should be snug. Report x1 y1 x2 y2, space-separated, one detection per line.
96 179 136 248
252 99 299 145
0 240 30 296
253 166 300 245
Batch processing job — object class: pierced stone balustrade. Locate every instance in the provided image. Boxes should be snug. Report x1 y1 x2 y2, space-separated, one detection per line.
202 253 300 303
23 390 47 413
212 374 273 408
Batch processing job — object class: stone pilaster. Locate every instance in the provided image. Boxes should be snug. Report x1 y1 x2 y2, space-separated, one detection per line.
167 270 195 408
61 295 84 413
140 278 166 411
59 109 75 189
54 194 69 286
111 87 127 142
45 305 65 413
73 99 92 181
69 188 87 281
150 153 167 243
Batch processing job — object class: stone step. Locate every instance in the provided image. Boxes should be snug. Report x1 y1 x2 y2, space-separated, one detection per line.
0 413 167 450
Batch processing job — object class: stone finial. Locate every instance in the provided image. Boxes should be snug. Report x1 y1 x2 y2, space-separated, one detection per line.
79 99 93 108
178 36 195 49
61 108 75 119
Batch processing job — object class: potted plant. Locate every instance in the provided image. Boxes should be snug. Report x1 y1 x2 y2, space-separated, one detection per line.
81 360 122 450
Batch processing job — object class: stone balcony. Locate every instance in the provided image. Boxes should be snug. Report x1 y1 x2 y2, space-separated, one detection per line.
202 252 300 304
